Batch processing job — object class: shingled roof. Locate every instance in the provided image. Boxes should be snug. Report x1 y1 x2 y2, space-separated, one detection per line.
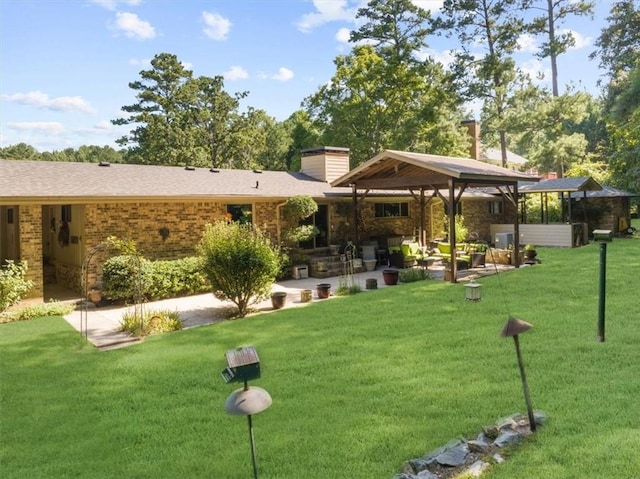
0 159 355 204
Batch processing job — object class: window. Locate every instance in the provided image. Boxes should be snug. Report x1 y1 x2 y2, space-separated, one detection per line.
61 205 72 223
7 208 14 224
488 201 503 215
374 202 409 218
226 204 252 224
299 205 328 249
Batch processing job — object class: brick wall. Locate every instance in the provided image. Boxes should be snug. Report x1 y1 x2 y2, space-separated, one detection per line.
80 200 283 292
19 205 43 298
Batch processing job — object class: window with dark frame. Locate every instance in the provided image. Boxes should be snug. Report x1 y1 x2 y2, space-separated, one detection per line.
488 201 503 215
374 202 409 218
226 204 253 224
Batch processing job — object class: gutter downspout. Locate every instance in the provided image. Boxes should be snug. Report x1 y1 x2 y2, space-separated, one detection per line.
275 201 287 244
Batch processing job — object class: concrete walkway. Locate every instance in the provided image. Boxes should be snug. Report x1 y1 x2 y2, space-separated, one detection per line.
59 262 514 350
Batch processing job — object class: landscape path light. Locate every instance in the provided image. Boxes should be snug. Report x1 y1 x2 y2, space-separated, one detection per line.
464 279 482 301
501 316 536 432
222 346 272 479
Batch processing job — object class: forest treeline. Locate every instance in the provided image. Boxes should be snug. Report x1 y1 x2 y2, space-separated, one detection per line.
2 0 638 194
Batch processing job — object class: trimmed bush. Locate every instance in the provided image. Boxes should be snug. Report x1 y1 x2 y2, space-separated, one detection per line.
198 221 284 318
102 255 209 302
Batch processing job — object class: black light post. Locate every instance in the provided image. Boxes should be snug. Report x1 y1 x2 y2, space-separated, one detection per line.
593 230 613 342
501 316 536 432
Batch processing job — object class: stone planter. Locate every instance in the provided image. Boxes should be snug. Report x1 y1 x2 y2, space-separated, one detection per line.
300 289 313 303
88 288 102 306
316 283 331 299
363 259 377 271
270 292 287 310
382 269 399 286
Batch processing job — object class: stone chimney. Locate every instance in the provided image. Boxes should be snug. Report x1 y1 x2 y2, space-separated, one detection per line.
461 119 481 161
300 146 350 183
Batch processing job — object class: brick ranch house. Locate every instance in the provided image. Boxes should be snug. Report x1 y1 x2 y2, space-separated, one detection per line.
2 146 538 300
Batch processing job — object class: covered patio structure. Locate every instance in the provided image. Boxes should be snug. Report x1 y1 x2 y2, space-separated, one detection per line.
331 150 539 283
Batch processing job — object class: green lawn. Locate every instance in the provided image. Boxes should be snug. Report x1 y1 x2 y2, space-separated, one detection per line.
2 238 640 478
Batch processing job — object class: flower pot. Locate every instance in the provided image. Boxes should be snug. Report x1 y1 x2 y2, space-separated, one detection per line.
316 283 331 299
88 288 102 306
363 259 377 271
300 289 313 303
382 269 399 286
271 292 287 310
524 249 537 260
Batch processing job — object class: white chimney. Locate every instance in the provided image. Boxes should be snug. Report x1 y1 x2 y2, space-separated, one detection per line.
300 146 350 182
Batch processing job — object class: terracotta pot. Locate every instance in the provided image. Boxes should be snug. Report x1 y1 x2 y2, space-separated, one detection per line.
271 292 287 310
88 288 102 306
316 283 331 299
382 269 399 286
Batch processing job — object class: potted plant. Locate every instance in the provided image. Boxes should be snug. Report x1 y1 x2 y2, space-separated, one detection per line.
316 283 332 299
382 269 399 285
270 291 287 309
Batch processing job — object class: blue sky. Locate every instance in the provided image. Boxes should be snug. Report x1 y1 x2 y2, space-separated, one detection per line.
0 0 610 152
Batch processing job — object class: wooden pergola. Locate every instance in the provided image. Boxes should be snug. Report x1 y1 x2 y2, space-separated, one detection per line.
331 150 540 283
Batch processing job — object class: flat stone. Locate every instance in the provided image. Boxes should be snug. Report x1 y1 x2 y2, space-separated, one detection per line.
417 470 438 479
534 411 548 426
435 441 469 467
493 453 505 464
494 431 523 448
468 438 490 453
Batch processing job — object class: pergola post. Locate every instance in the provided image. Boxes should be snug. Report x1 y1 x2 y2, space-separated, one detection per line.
448 179 457 283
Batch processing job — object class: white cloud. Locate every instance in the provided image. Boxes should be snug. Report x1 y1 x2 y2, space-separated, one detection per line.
336 27 351 43
8 122 65 135
416 48 456 69
111 12 156 40
519 58 550 83
224 66 249 80
2 91 95 114
91 0 142 10
202 11 231 40
75 120 116 136
411 0 444 12
295 0 356 33
258 68 295 81
517 33 538 53
271 67 294 82
128 57 151 67
563 29 591 50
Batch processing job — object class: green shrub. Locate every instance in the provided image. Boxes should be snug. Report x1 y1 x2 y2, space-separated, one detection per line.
399 268 430 283
118 309 183 337
1 301 76 323
335 284 362 296
102 255 208 302
144 256 209 300
102 255 150 301
197 221 284 318
0 260 34 312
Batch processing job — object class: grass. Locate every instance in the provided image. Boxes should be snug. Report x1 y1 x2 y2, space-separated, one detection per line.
1 236 640 478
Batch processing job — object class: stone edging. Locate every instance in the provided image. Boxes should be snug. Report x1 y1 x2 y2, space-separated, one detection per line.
393 411 547 479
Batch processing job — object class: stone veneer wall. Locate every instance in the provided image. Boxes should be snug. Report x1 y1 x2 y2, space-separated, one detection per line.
588 197 630 233
18 205 44 298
